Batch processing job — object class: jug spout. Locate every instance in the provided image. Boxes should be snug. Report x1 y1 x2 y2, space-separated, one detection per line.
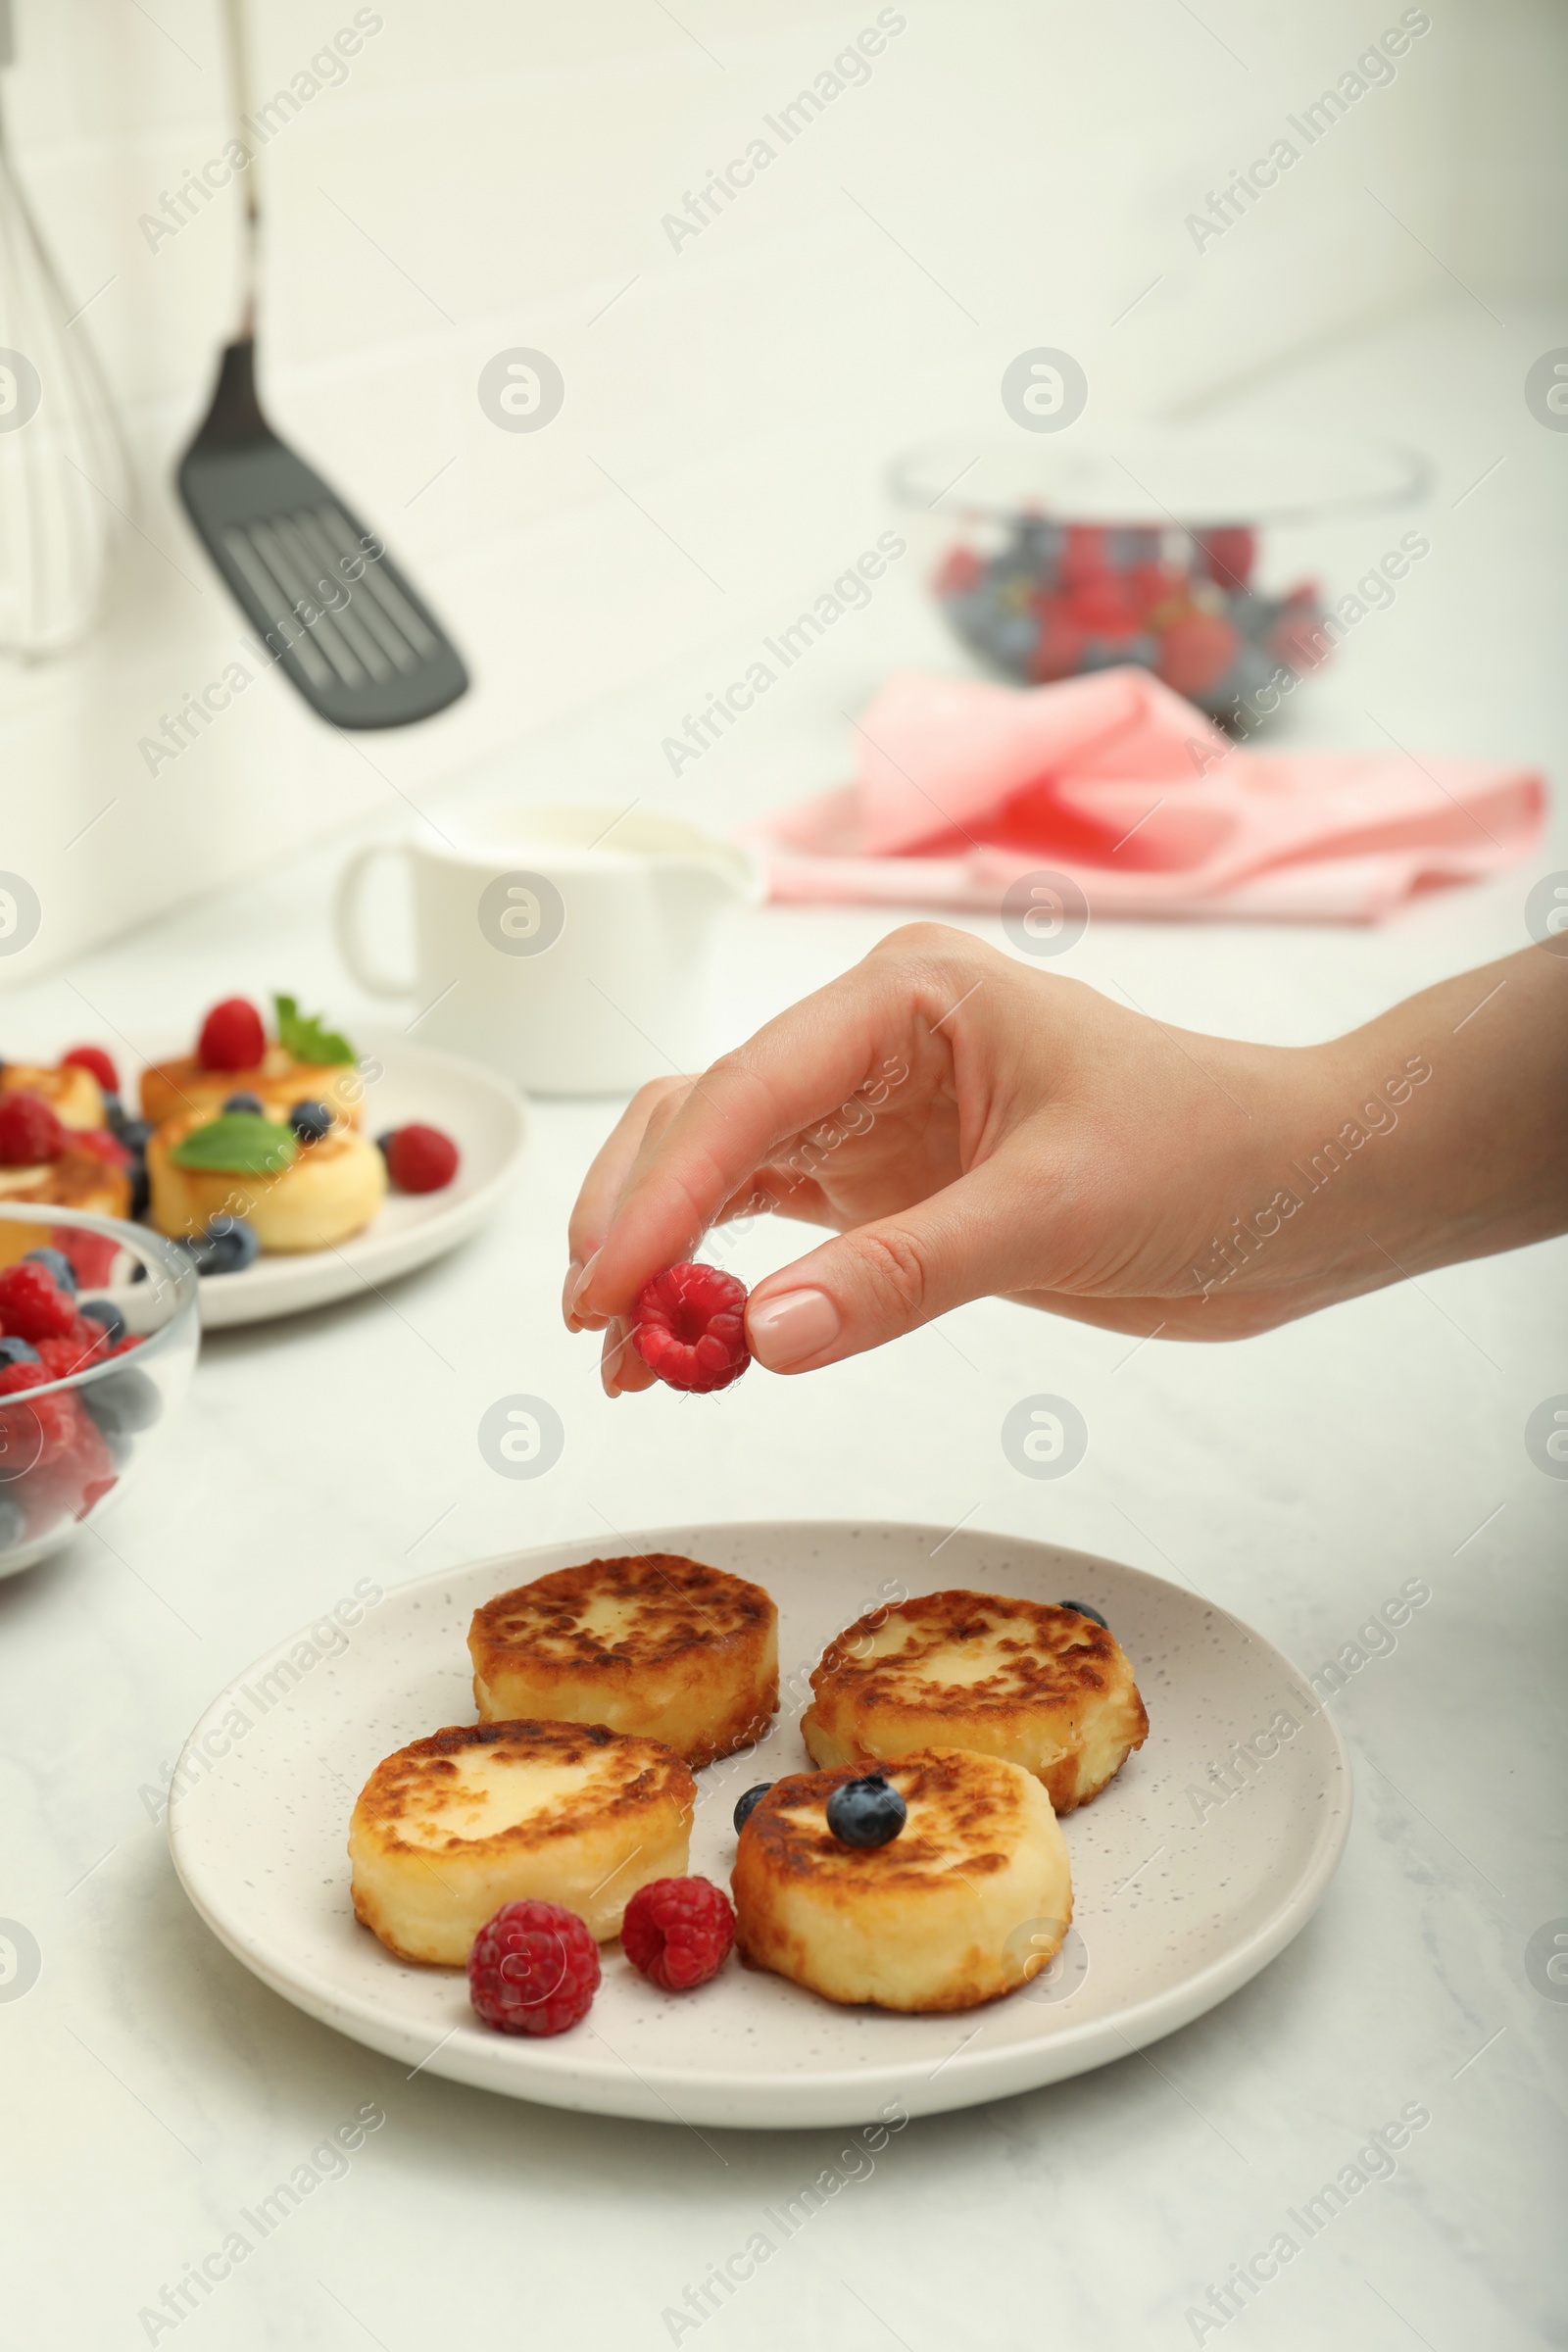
661 843 763 914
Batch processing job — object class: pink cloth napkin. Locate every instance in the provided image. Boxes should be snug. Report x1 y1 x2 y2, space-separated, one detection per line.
742 669 1544 921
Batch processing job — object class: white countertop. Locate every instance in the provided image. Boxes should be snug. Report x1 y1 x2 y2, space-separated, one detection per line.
3 299 1564 2350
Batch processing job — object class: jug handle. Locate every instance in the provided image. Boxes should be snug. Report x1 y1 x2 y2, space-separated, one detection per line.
335 843 416 998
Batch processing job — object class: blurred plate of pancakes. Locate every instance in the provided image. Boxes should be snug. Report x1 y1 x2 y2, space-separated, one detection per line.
169 1520 1350 2129
127 1030 527 1328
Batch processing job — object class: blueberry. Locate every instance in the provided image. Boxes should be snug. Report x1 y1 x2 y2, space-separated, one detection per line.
80 1365 161 1438
222 1091 265 1115
733 1784 773 1834
189 1215 260 1276
0 1496 24 1551
1060 1599 1108 1630
0 1336 41 1368
374 1129 398 1161
118 1117 154 1154
288 1099 332 1145
23 1246 77 1295
77 1298 126 1346
825 1773 906 1849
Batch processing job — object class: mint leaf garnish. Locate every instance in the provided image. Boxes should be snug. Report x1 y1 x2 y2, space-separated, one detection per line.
273 993 355 1066
169 1113 298 1176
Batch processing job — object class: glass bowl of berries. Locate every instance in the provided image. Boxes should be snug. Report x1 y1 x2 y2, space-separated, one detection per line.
891 424 1429 729
0 1203 199 1579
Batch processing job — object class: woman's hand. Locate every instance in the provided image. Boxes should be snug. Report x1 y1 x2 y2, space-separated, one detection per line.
564 924 1566 1394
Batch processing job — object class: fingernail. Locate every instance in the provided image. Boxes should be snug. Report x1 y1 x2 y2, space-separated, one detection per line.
571 1249 604 1327
600 1317 625 1398
747 1288 840 1372
563 1259 584 1330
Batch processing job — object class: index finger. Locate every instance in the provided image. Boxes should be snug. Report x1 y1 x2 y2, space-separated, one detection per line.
567 1078 690 1273
570 953 908 1323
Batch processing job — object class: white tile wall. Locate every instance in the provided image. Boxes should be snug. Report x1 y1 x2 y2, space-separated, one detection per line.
1 0 1563 983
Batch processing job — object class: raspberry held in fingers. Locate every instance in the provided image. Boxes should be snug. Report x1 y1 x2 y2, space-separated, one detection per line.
631 1263 751 1394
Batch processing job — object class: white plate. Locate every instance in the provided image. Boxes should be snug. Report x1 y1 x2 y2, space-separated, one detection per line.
129 1031 528 1329
169 1521 1350 2129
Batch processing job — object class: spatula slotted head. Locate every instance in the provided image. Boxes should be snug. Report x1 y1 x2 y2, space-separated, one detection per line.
176 340 467 729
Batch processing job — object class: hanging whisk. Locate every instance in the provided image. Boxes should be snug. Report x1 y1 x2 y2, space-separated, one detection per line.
0 0 128 659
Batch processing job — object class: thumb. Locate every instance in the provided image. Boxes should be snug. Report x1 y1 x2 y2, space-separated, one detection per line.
745 1163 1032 1374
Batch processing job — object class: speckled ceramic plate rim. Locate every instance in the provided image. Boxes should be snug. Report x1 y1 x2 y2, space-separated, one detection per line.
126 1030 528 1329
169 1521 1352 2129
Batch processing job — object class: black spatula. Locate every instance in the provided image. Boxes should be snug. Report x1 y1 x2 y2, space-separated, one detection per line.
176 0 467 729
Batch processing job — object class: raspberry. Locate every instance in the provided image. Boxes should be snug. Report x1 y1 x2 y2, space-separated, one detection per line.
0 1260 77 1342
1060 524 1109 590
61 1412 116 1519
632 1263 751 1394
197 997 266 1071
1 1370 114 1523
35 1320 110 1381
467 1899 600 2036
0 1362 85 1468
1198 526 1255 591
0 1092 66 1167
1155 612 1239 700
75 1128 133 1170
620 1876 735 1990
62 1046 119 1094
383 1123 460 1194
58 1232 119 1289
935 545 982 596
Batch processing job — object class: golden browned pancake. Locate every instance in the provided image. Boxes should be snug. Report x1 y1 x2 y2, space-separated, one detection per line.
0 1148 132 1263
469 1554 778 1768
0 1062 106 1131
139 1047 364 1129
802 1589 1148 1813
348 1718 695 1965
732 1748 1071 2012
145 1107 383 1251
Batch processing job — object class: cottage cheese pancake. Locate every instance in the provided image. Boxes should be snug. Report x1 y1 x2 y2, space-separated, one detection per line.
349 1718 695 1965
732 1748 1072 2012
0 1061 106 1131
469 1553 778 1768
140 1044 365 1129
146 1107 384 1251
802 1589 1148 1812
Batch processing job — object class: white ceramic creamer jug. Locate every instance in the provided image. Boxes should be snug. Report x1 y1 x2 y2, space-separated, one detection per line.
334 804 761 1095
